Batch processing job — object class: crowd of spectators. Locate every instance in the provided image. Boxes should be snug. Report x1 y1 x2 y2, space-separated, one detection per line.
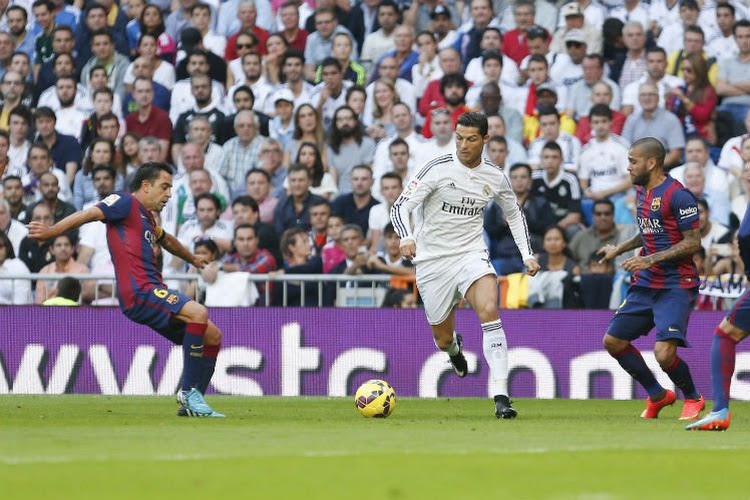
0 0 748 309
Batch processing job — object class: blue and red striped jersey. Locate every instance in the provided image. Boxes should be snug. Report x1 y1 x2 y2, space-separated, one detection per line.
97 192 166 310
632 176 699 289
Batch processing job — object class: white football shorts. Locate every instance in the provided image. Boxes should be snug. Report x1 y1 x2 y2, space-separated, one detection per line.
416 249 497 325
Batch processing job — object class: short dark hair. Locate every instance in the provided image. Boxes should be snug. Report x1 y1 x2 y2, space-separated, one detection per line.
696 197 708 212
542 141 563 155
631 137 666 169
583 53 604 68
232 85 254 103
93 87 115 102
456 111 488 136
195 192 221 212
32 0 53 12
589 103 612 120
482 49 503 66
320 57 342 71
245 167 271 183
91 163 116 180
646 46 667 58
310 197 331 211
526 25 548 42
384 222 396 238
0 231 15 259
129 162 173 192
684 24 705 40
56 277 81 302
231 195 259 212
593 199 614 213
717 2 735 16
527 54 548 68
90 29 113 43
88 64 107 80
190 2 211 15
7 6 28 21
440 73 469 95
537 105 559 120
288 163 310 178
281 48 305 67
194 238 219 256
34 106 56 122
488 135 507 148
509 162 532 176
377 0 399 14
380 171 403 186
98 111 118 125
234 223 256 238
9 105 31 125
389 137 409 151
3 175 21 186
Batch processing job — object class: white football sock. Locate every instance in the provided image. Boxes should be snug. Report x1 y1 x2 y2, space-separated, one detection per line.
482 319 509 397
435 333 461 355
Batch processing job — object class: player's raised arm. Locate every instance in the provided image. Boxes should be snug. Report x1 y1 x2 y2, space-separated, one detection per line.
27 206 105 242
159 231 209 270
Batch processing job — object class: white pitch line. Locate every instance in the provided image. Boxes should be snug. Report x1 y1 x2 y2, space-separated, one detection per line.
2 444 748 465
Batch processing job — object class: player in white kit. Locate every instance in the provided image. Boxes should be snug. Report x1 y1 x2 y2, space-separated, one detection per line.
390 112 541 418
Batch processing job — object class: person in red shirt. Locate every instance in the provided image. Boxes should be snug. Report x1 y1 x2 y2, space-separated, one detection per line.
418 47 469 117
125 77 172 162
422 74 474 138
502 0 537 66
575 80 626 144
279 0 308 52
225 0 269 60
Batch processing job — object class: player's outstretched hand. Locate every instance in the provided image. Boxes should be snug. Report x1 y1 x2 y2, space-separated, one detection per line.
26 221 55 241
399 239 416 260
597 244 618 263
524 258 541 277
191 254 209 270
621 255 650 272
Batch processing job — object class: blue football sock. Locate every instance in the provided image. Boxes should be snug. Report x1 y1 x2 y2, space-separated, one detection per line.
182 323 206 391
663 356 699 400
711 328 737 411
612 344 664 397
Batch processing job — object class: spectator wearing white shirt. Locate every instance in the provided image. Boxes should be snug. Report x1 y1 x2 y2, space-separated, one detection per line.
0 230 31 305
557 0 606 31
648 0 681 38
367 171 403 253
371 103 427 202
610 0 650 31
77 164 116 280
549 29 586 89
269 89 295 150
565 54 622 120
464 27 521 89
717 110 750 180
176 193 233 260
621 47 684 116
424 107 456 158
264 49 314 116
178 116 225 175
578 104 631 201
670 136 731 195
705 2 739 59
40 76 88 141
366 56 417 116
412 30 443 98
659 0 700 55
123 34 177 92
169 50 225 124
0 198 26 256
6 107 30 178
359 0 399 72
191 2 226 58
465 51 518 110
691 169 732 229
225 52 274 115
550 3 602 55
311 57 353 132
21 144 73 205
528 105 582 172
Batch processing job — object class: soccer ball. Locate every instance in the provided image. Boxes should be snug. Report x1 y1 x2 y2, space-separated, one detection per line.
354 379 397 418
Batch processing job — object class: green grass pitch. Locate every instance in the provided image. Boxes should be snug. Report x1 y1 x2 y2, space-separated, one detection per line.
1 396 749 499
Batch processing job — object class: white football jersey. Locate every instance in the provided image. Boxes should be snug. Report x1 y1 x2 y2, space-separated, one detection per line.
391 152 534 264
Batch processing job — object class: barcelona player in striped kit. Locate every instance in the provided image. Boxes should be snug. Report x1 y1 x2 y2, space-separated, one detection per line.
28 163 224 417
687 195 750 431
598 137 705 421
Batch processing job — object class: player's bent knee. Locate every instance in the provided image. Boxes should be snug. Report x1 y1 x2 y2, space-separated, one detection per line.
602 334 627 354
204 321 222 345
653 343 676 367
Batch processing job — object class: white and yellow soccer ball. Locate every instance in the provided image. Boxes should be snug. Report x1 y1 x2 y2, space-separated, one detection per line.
354 379 397 418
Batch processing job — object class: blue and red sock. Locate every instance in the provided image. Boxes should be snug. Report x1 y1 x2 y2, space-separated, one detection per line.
182 323 207 391
197 343 220 395
711 327 737 411
662 356 699 400
612 344 664 397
